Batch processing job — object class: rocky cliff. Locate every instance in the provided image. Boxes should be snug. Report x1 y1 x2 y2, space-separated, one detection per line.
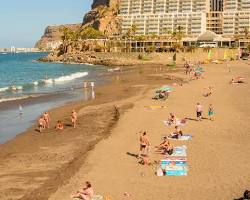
35 0 120 50
35 24 81 50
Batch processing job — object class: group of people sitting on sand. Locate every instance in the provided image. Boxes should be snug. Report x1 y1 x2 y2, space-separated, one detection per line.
37 110 78 133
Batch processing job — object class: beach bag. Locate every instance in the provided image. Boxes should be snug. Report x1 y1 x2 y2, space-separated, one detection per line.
157 167 164 176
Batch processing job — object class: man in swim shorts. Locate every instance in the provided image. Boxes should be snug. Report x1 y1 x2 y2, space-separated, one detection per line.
196 103 203 121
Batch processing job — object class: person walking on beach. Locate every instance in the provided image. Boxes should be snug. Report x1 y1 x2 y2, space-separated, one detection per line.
43 112 50 129
71 110 78 128
83 81 88 89
208 104 215 121
139 131 150 158
196 103 203 121
90 82 95 90
19 105 23 118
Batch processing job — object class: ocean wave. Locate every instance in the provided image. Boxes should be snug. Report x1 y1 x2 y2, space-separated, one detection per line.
42 72 89 84
0 96 29 103
0 72 88 93
0 87 9 92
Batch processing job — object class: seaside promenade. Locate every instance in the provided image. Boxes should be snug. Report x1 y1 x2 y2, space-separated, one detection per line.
48 61 250 200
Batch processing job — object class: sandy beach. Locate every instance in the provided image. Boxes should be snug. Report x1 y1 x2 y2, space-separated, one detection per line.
49 60 250 200
0 59 249 200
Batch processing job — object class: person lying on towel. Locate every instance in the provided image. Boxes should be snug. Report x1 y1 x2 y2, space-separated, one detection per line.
230 76 245 84
169 126 183 139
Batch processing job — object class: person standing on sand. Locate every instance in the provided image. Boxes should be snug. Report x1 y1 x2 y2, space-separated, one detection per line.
139 131 150 158
38 116 45 133
196 103 203 121
90 82 95 90
208 104 215 121
43 112 50 129
71 110 78 128
19 105 23 118
83 81 88 89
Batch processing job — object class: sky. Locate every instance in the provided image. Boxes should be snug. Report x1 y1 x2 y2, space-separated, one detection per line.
0 0 93 48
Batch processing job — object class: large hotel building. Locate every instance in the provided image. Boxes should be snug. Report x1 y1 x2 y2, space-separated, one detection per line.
119 0 250 37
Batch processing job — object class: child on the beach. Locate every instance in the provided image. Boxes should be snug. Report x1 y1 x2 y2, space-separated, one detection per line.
208 104 214 121
71 110 78 128
55 120 64 130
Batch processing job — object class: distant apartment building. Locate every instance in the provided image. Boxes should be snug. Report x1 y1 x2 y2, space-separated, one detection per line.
119 0 250 37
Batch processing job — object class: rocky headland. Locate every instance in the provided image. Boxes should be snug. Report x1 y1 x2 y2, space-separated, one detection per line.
35 0 120 50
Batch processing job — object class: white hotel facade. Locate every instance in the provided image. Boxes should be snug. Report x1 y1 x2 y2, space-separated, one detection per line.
119 0 250 37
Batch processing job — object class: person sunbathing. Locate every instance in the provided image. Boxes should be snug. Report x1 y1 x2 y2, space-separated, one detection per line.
155 139 174 155
168 113 177 124
55 120 64 130
203 86 213 97
71 181 94 200
169 126 183 139
230 76 245 84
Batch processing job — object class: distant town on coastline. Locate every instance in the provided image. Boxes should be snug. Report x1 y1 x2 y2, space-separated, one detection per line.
0 0 239 53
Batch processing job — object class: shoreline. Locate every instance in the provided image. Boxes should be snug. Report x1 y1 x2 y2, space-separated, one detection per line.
0 63 183 199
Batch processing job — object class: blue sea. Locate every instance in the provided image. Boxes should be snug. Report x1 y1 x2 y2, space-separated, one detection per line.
0 52 106 144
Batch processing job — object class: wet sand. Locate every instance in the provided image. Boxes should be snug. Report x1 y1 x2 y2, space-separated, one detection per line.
0 64 180 200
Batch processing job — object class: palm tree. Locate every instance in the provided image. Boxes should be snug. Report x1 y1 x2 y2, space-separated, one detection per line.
244 27 249 39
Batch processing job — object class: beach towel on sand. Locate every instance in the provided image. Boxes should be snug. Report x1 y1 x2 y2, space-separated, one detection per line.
164 146 187 158
159 156 188 176
74 195 103 200
165 134 192 141
163 120 186 126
